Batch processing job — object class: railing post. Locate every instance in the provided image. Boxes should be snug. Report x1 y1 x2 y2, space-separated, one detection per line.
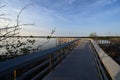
69 45 72 52
49 54 53 71
13 69 16 80
62 48 66 57
59 49 63 61
60 49 62 59
57 51 60 63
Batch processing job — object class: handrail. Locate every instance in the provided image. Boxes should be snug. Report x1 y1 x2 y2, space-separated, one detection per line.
0 38 79 80
90 39 120 80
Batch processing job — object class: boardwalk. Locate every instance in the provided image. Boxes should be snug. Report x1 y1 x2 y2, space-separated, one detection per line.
43 41 100 80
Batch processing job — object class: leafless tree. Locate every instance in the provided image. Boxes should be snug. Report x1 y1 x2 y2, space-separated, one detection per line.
0 4 56 60
0 4 35 58
0 5 10 20
0 4 33 40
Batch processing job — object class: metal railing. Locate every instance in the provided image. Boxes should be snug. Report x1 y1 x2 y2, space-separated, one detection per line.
0 39 79 80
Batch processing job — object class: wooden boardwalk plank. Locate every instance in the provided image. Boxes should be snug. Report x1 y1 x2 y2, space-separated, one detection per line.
43 41 100 80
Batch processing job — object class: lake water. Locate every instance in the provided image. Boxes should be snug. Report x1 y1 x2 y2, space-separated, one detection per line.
0 38 60 55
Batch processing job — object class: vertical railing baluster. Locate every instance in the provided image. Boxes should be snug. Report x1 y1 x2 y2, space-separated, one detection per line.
14 69 16 80
49 54 53 72
57 51 60 63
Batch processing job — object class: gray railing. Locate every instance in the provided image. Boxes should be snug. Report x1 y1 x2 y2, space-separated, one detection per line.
90 39 120 80
0 39 79 80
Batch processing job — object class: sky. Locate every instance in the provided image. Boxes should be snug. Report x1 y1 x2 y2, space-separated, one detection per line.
0 0 120 36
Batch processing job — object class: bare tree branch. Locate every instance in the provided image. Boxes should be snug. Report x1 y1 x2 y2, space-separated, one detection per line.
36 28 56 51
0 32 19 41
16 4 32 26
0 5 11 20
51 28 56 35
0 14 5 16
0 5 5 9
2 28 20 37
0 26 18 30
0 17 10 20
0 13 11 16
0 4 35 57
0 24 33 31
12 4 33 37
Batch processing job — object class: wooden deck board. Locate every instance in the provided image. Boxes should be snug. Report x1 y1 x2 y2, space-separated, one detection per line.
43 41 100 80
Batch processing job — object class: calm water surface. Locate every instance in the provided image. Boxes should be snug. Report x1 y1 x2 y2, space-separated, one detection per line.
0 38 59 55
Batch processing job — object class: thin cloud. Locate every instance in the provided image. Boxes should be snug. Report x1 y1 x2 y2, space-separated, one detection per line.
88 6 120 20
55 14 66 21
68 0 76 5
86 0 116 9
42 7 54 14
39 6 67 21
111 0 117 2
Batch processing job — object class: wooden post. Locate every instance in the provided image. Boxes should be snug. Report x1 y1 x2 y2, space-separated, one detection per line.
59 49 63 60
49 54 53 71
14 69 16 80
57 51 60 63
56 38 58 46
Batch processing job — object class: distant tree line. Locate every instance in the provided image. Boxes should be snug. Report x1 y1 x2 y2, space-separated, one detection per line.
89 32 97 37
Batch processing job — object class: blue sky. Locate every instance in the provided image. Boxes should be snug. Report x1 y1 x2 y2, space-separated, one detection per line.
0 0 120 36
